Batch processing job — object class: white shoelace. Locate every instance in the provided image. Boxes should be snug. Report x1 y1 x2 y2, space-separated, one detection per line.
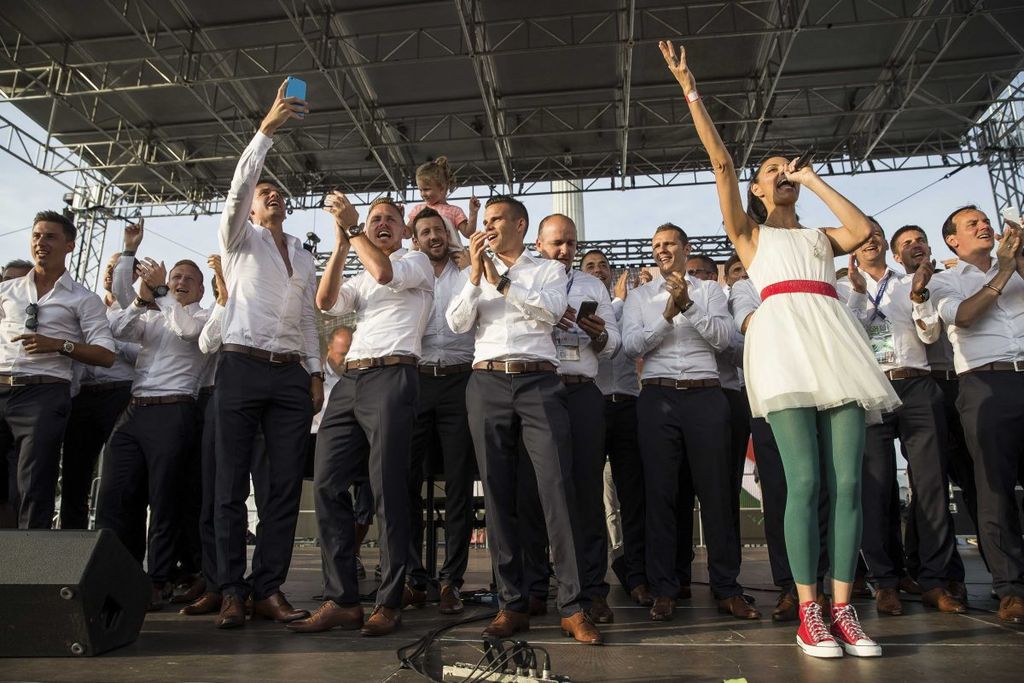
833 604 868 641
802 602 832 643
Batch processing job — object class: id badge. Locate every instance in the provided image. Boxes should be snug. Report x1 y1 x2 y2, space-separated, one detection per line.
554 329 581 362
868 320 896 366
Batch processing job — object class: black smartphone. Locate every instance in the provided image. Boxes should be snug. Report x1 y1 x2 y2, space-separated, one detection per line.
577 300 598 321
794 147 815 170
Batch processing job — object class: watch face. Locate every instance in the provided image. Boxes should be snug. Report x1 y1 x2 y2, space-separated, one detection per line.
63 341 74 353
348 224 364 237
154 285 169 297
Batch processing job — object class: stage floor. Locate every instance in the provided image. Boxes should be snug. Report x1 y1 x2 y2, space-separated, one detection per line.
2 544 1021 682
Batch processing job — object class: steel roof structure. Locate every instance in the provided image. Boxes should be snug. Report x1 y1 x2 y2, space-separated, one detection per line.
2 0 1024 286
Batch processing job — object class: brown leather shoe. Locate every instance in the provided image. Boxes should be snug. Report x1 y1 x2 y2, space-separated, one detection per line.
171 576 207 604
588 595 614 624
528 595 548 617
287 601 364 633
630 584 654 607
852 574 872 598
772 591 799 622
146 585 166 612
947 580 968 603
439 583 464 615
402 584 427 609
482 610 530 638
180 592 222 616
875 586 903 616
215 594 246 629
360 605 401 636
252 592 310 623
677 583 692 600
899 574 923 595
718 594 761 619
998 595 1024 624
921 587 967 614
560 611 603 645
650 596 675 621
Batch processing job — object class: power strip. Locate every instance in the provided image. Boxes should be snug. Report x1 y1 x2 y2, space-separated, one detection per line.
441 663 571 682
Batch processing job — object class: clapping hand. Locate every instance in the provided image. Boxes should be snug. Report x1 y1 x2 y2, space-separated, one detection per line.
848 254 867 294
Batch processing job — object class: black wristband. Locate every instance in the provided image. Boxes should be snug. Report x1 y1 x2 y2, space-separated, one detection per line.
121 250 136 257
497 275 512 294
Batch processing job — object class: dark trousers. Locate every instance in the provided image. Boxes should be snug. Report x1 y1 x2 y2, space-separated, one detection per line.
96 401 196 584
862 376 958 591
751 416 829 591
315 365 416 609
0 383 72 529
214 353 312 600
174 389 211 577
637 384 742 599
59 384 132 529
519 381 607 605
956 371 1024 598
408 372 476 589
466 370 583 616
605 396 646 591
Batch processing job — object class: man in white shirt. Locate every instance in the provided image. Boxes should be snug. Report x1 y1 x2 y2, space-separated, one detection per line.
59 247 139 531
212 82 323 629
929 205 1024 623
622 223 758 622
404 208 477 616
97 249 209 610
446 196 602 645
517 215 619 625
0 211 115 529
289 195 432 637
583 250 651 607
838 221 964 615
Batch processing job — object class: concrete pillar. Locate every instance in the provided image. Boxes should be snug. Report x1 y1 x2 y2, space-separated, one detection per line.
552 179 586 240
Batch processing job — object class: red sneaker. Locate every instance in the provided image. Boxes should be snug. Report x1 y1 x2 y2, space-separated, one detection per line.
796 601 842 658
830 603 882 657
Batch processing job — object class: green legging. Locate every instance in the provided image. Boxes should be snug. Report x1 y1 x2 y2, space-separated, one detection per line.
767 402 865 585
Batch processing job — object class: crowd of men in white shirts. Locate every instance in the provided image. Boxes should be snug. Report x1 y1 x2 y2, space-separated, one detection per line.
2 84 1023 645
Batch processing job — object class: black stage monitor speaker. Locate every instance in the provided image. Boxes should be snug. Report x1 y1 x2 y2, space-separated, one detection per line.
0 529 151 657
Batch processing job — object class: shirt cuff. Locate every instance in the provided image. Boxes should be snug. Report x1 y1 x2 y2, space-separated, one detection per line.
847 290 868 311
653 315 674 336
252 130 275 151
681 299 706 321
461 277 483 301
306 357 323 375
911 299 937 322
209 303 226 320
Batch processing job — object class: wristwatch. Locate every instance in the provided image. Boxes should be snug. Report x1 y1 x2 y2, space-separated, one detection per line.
151 284 169 298
60 340 75 356
496 274 512 295
121 250 136 257
134 295 153 308
681 300 695 313
595 330 609 345
910 288 930 303
346 223 365 239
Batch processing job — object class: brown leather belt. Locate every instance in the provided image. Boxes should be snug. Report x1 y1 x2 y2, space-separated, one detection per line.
605 393 637 403
345 355 417 372
885 368 931 381
131 394 194 407
560 374 594 385
0 374 69 387
221 343 302 365
419 363 472 377
473 360 556 374
961 361 1024 375
642 378 721 390
199 385 215 397
79 380 132 394
931 369 957 381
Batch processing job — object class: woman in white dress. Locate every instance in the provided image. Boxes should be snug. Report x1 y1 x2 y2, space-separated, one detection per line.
659 41 900 659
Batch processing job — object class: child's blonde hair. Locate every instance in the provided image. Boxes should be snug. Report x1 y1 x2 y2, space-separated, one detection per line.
415 156 457 194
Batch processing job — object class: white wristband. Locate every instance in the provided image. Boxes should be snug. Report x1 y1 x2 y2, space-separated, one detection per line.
685 90 700 103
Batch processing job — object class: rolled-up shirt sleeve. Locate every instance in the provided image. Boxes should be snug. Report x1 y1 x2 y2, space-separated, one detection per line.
930 275 963 327
199 304 226 354
728 280 760 334
78 293 117 352
912 299 942 344
387 251 433 293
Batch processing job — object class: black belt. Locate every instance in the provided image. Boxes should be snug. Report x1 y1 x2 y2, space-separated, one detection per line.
642 378 720 390
130 394 194 407
79 380 133 394
560 374 594 385
473 360 556 374
604 393 637 403
345 355 417 371
221 343 303 365
199 385 215 397
0 374 69 387
931 369 957 381
419 363 472 377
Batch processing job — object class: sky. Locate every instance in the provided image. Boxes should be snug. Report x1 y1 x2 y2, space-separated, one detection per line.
0 101 1003 307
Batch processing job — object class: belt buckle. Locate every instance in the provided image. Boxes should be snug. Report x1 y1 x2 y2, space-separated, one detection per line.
432 365 442 377
673 379 688 390
268 351 284 364
1014 360 1024 372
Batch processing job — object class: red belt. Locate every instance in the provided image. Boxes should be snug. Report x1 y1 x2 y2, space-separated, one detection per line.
760 279 839 301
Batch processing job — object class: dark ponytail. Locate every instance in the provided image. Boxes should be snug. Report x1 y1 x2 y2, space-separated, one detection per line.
746 175 768 225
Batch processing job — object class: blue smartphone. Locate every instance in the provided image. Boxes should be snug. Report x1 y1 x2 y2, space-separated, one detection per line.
285 76 307 117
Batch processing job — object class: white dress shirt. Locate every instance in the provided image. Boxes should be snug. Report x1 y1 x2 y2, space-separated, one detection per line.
198 303 225 387
728 278 761 333
0 270 115 380
420 260 475 366
325 247 433 362
836 269 938 372
929 259 1024 373
716 331 745 391
621 273 731 381
109 296 210 398
596 298 639 396
446 250 568 365
219 132 321 373
555 270 619 379
311 360 342 433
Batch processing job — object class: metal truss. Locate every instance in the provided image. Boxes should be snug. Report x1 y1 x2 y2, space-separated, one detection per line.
976 75 1024 213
